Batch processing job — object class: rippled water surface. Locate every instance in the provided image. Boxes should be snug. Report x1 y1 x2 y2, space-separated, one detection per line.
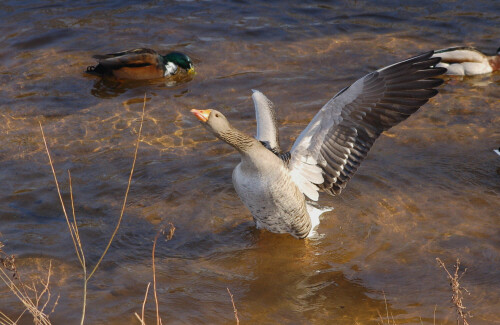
0 1 499 324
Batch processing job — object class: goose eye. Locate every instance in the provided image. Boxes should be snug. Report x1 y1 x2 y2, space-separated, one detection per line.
215 113 220 118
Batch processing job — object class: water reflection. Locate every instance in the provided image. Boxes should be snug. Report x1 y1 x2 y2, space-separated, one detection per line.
241 235 395 323
87 72 195 99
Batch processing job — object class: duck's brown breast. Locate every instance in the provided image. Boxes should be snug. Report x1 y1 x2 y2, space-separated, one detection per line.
112 65 164 80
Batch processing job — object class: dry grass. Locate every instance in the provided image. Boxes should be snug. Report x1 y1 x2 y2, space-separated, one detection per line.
39 94 146 325
226 287 240 325
377 257 472 325
436 258 471 325
133 224 241 325
0 95 146 325
134 223 176 325
0 243 59 325
377 291 396 325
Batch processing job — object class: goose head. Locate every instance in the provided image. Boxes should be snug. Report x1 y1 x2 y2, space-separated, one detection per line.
191 109 256 152
191 109 232 138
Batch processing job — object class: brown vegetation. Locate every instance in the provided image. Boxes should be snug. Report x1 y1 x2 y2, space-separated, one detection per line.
134 223 176 325
0 241 58 325
0 95 146 324
436 258 471 325
226 287 240 325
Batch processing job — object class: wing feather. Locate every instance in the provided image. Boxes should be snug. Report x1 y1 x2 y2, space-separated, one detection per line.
93 48 160 69
252 90 281 153
289 51 446 200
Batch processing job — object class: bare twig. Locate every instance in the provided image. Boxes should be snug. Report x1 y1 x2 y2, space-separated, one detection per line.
134 282 151 325
134 313 145 325
87 93 147 281
134 223 176 325
226 287 240 325
68 170 87 325
38 93 147 325
152 232 161 325
153 223 176 325
0 310 15 325
40 123 84 270
40 123 87 325
436 258 471 325
0 260 58 325
377 291 396 325
142 282 151 324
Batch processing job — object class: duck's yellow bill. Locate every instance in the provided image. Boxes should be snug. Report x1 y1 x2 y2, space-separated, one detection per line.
191 109 211 122
188 67 195 74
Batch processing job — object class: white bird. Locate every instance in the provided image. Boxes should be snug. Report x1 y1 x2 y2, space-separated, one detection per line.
432 46 500 76
191 51 446 239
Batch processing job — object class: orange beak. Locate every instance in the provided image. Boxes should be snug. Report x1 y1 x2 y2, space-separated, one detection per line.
191 109 211 122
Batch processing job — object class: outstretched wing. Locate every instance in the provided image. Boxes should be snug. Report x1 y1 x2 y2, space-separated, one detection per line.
288 51 446 201
92 48 160 68
252 90 281 153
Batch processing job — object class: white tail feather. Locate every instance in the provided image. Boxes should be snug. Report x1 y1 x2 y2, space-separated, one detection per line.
306 203 333 238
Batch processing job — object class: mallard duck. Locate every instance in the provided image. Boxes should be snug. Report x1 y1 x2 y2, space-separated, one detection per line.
191 51 446 239
86 48 194 80
432 46 499 75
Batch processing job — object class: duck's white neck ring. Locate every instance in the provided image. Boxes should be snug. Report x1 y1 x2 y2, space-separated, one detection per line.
164 62 178 76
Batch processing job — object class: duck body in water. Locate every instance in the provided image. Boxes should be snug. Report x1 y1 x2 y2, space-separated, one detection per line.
86 48 194 80
192 51 446 239
432 46 500 76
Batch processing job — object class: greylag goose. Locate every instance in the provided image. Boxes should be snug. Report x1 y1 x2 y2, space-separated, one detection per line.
191 51 446 239
432 46 499 76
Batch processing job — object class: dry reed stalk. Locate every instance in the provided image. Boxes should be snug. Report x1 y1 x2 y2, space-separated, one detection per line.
134 282 151 325
0 260 59 325
153 223 175 325
40 122 88 325
436 258 471 325
39 93 147 325
377 291 396 325
0 311 16 325
152 231 161 325
226 287 240 325
87 94 146 280
134 223 175 325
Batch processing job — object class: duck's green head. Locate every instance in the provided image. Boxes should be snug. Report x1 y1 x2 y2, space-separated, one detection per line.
164 52 194 73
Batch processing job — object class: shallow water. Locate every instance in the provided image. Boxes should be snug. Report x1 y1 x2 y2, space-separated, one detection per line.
0 1 499 324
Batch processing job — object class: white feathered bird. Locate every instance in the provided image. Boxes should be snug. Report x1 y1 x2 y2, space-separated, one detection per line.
432 46 500 76
191 51 446 239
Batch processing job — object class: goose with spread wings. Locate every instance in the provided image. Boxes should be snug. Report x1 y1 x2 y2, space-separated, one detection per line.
191 51 446 239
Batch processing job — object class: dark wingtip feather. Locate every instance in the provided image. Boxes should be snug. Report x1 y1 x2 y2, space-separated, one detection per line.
313 51 447 197
434 67 448 76
428 88 439 98
408 51 434 61
429 77 445 88
426 56 441 66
